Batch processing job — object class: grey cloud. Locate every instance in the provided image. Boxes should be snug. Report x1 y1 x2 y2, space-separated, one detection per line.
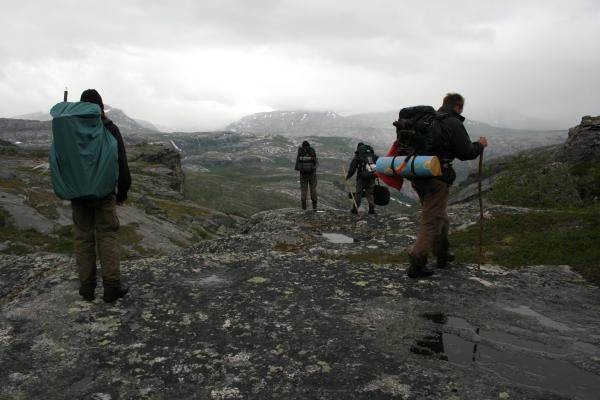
0 0 599 130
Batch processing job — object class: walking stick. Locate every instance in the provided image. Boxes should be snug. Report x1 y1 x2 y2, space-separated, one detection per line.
342 167 359 212
477 149 485 271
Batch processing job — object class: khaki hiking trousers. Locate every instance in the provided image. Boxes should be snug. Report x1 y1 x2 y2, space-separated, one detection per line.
71 194 121 289
410 179 450 259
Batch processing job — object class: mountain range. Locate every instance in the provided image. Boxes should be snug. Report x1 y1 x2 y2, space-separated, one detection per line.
11 105 158 133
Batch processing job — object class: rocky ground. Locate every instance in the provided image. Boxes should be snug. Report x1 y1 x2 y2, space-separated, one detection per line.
1 207 599 399
0 142 240 257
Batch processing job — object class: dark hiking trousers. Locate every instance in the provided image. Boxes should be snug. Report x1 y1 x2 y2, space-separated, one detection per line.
410 179 450 259
355 177 375 209
71 194 121 289
300 171 318 204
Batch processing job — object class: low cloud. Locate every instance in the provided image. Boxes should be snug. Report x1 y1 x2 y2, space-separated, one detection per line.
1 0 599 130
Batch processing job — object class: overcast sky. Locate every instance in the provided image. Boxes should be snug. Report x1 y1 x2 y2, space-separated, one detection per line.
1 0 599 131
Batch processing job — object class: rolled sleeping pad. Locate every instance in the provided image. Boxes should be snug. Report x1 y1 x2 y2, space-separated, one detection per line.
375 155 442 178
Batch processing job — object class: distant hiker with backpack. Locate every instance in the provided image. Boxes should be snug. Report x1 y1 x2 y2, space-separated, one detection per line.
49 89 131 302
393 93 488 278
346 143 378 215
294 140 318 210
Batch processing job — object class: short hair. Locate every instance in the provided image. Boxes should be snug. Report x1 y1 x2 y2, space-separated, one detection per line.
81 89 104 110
442 93 465 109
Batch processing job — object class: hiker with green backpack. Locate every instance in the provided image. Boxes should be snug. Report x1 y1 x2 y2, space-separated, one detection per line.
295 140 319 210
49 89 131 302
391 93 488 278
346 142 378 215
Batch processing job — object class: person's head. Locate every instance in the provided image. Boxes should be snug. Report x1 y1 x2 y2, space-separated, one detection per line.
80 89 104 111
357 142 364 150
302 140 310 147
442 92 465 114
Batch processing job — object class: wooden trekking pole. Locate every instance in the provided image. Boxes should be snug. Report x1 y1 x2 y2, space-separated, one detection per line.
477 149 485 271
342 166 359 211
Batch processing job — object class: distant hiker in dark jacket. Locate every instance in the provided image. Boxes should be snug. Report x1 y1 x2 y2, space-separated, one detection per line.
407 93 488 278
294 141 318 210
73 89 131 302
346 142 378 214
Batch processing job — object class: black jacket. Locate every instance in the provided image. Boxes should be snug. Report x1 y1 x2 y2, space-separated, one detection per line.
346 150 378 181
295 146 318 172
103 117 131 202
437 106 483 184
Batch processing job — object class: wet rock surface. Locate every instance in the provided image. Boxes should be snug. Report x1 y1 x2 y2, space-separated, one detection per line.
1 208 599 399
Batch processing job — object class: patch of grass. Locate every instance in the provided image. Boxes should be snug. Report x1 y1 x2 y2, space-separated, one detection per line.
341 251 408 265
152 198 209 221
24 188 60 220
184 171 297 217
0 224 73 255
450 206 600 284
571 162 600 200
273 242 301 252
0 178 26 191
118 224 144 245
488 151 582 208
192 226 214 240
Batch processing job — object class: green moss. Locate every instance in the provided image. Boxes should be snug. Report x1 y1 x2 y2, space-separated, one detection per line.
273 242 301 253
118 224 144 245
192 226 213 240
0 224 73 255
24 189 60 220
153 198 209 220
0 178 26 191
341 251 408 265
450 207 600 284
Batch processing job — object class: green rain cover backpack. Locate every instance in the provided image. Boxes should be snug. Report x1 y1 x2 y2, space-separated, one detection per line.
49 102 119 200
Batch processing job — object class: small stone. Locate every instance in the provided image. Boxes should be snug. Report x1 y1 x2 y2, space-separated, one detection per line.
499 393 510 399
247 276 270 284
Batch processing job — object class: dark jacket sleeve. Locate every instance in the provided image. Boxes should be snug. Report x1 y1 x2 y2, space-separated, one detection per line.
346 157 358 180
446 118 483 161
106 123 132 202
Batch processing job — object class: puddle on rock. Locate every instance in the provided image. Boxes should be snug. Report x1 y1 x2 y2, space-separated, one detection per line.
411 313 600 400
322 233 354 244
505 305 573 331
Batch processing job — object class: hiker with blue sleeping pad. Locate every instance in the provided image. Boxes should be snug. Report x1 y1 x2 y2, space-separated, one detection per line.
295 140 318 210
388 93 488 278
49 89 131 302
346 142 378 215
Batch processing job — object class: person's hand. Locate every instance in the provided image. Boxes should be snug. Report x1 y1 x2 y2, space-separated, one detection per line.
116 201 124 207
479 137 488 147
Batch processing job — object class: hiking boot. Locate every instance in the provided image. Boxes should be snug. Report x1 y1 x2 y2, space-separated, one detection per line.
436 251 456 268
103 284 129 303
301 201 307 210
368 205 376 215
406 254 435 278
312 201 317 211
78 286 95 302
350 207 358 214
